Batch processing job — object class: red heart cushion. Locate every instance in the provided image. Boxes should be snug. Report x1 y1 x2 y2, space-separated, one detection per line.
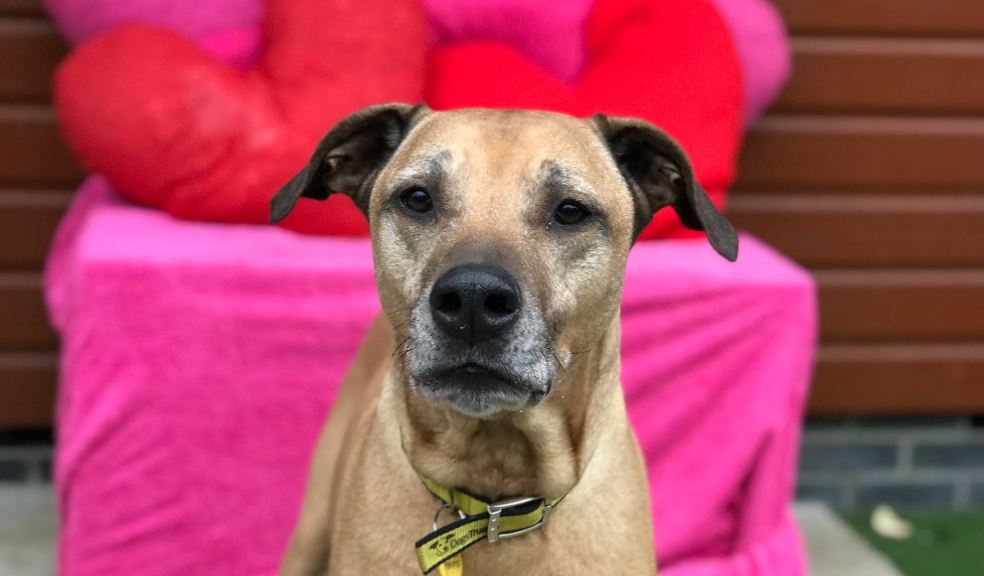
55 0 426 235
427 0 742 240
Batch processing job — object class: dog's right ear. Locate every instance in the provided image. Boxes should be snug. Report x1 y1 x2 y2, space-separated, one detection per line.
270 103 429 223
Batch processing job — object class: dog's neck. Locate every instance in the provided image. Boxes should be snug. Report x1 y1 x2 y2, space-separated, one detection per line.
393 316 624 500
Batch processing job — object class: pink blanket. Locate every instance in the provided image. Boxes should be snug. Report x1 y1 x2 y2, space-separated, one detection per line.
46 177 814 575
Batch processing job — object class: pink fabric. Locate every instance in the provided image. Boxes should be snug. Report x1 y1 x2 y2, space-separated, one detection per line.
47 178 813 575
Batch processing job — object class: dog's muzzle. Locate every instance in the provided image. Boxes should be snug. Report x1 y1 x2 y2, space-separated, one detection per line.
405 263 556 417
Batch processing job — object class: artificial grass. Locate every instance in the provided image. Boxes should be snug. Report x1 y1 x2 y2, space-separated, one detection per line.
839 511 984 576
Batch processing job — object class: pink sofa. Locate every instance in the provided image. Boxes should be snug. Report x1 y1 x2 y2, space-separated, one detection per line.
46 177 815 575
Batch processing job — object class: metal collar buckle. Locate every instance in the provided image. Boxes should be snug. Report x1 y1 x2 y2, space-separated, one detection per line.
432 502 467 531
486 496 552 543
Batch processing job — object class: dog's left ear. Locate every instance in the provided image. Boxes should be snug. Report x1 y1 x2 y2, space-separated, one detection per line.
593 114 738 261
270 103 429 223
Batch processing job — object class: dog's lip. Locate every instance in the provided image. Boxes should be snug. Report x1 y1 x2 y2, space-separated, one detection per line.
460 362 492 374
412 360 551 416
443 362 515 383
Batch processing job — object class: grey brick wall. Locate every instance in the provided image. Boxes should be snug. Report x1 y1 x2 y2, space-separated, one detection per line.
797 417 984 510
0 431 52 486
0 447 50 485
4 418 983 510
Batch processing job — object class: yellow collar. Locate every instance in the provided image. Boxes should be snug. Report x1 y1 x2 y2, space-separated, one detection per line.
415 477 566 574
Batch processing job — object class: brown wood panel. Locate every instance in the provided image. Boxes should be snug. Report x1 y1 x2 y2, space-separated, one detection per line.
0 105 82 187
0 353 55 426
729 194 984 268
810 344 984 415
0 274 56 350
818 270 984 342
0 19 65 103
773 0 984 37
778 38 984 115
0 0 42 18
0 190 70 269
737 115 984 191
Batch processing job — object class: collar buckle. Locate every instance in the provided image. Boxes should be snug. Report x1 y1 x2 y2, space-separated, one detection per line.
486 496 552 543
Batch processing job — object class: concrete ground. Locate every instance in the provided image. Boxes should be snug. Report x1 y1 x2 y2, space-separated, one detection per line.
795 502 902 576
0 486 55 576
0 487 901 575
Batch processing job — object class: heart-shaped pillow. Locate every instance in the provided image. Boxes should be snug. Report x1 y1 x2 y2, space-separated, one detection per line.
55 0 426 235
427 0 743 240
424 0 594 83
42 0 263 46
707 0 790 124
44 0 595 78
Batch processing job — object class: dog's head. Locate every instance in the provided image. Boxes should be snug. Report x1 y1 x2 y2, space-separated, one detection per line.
272 104 736 418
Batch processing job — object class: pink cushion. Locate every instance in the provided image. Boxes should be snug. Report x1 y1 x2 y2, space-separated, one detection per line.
46 178 813 575
43 0 789 122
424 0 593 83
41 0 263 45
707 0 791 123
43 0 592 82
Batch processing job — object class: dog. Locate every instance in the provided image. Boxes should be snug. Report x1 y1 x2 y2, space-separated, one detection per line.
270 104 737 575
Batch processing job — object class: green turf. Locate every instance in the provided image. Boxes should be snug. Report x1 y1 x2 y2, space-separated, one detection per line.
839 511 984 576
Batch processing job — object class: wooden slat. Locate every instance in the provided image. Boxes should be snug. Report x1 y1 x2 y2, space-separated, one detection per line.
0 20 66 103
818 270 984 342
772 0 984 37
0 190 70 269
0 0 43 18
729 194 984 268
0 106 82 188
0 274 56 350
737 115 984 191
0 353 55 427
778 38 984 115
810 344 984 415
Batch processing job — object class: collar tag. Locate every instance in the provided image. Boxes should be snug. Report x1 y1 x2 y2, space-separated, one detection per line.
437 555 463 576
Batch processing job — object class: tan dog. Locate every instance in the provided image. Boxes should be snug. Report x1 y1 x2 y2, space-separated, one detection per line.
270 104 737 576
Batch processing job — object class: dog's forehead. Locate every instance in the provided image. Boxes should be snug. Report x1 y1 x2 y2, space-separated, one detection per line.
394 109 620 192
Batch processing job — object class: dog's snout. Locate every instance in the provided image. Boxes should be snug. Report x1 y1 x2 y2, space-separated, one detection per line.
429 264 521 344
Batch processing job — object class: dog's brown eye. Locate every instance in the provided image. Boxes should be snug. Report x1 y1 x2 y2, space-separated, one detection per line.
401 187 433 214
553 200 590 226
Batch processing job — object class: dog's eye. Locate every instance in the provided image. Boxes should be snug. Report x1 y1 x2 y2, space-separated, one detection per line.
553 200 590 226
400 187 433 214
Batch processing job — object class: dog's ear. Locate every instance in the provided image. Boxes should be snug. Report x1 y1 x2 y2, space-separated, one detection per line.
593 114 738 261
270 103 429 223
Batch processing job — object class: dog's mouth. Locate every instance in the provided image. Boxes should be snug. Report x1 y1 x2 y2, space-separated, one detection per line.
441 362 518 388
411 360 549 418
404 294 558 417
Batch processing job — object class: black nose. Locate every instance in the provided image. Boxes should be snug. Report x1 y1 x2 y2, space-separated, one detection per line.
429 264 522 344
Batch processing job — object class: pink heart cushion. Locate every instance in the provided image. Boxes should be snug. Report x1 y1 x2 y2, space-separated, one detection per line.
427 0 743 241
707 0 791 123
424 0 594 83
54 0 427 235
42 0 263 46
